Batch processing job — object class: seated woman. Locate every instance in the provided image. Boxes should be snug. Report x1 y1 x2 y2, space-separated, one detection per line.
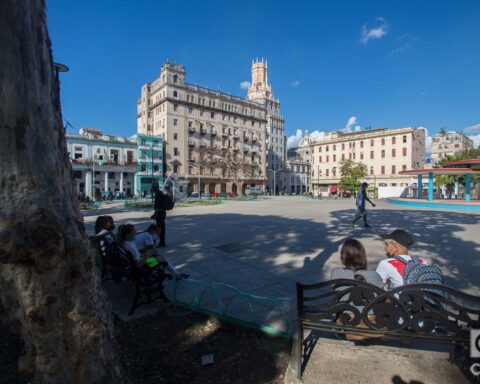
92 215 116 244
331 238 383 288
331 238 384 341
134 224 189 281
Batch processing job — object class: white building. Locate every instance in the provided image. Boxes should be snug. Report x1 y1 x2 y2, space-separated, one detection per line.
430 131 473 165
67 128 137 199
298 127 426 196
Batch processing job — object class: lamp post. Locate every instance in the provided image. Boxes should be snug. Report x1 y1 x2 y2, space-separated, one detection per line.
151 129 155 203
267 168 283 196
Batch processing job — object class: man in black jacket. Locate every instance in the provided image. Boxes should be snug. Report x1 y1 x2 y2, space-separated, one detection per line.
153 185 167 247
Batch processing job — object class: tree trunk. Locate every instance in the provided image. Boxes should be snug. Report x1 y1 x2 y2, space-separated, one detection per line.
0 1 128 382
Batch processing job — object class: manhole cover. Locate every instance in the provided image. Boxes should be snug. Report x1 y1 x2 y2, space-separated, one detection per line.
214 243 242 253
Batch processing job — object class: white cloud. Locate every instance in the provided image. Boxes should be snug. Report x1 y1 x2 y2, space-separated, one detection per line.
388 34 417 56
287 129 304 148
360 17 388 44
469 134 480 149
309 130 326 142
239 81 250 90
464 123 480 148
291 80 300 87
341 116 362 132
464 123 480 134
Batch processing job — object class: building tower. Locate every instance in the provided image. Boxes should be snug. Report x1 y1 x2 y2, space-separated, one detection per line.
247 59 286 194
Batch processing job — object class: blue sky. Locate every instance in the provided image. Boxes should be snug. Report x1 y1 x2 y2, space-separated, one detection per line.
47 0 480 149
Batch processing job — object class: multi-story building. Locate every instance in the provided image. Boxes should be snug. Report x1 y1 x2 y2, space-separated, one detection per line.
131 133 163 196
67 128 137 199
247 59 286 194
430 131 473 165
137 62 268 196
285 160 311 195
299 127 425 196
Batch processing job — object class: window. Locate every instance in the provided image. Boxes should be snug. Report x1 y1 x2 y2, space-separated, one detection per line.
326 155 329 162
174 148 178 156
342 143 345 150
381 150 385 158
173 91 178 98
188 121 192 127
360 141 364 148
381 166 385 175
319 156 322 162
188 107 192 114
174 165 179 173
332 167 336 176
173 74 178 84
174 133 178 140
392 165 396 174
370 151 374 159
333 154 336 161
141 164 146 172
402 165 407 171
341 154 345 161
319 146 322 152
211 112 215 118
392 137 396 144
326 169 329 176
403 135 407 143
326 145 329 152
173 119 178 126
370 139 374 146
174 104 178 111
360 153 364 160
333 144 336 150
381 138 385 145
402 147 407 156
392 148 396 157
370 166 374 175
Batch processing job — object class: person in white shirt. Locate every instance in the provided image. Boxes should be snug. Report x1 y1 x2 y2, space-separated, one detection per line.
376 229 426 289
135 224 189 281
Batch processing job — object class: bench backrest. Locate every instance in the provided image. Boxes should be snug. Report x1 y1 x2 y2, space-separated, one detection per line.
297 279 480 344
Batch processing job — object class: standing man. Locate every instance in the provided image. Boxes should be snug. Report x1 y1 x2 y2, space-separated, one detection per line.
351 182 376 228
153 184 167 247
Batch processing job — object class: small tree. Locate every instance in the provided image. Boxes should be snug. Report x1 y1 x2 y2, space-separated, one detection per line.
339 160 367 194
439 127 447 135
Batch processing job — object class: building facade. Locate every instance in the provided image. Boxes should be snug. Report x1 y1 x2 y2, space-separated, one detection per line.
298 127 425 196
137 62 268 196
247 59 286 194
430 131 473 165
285 160 311 195
67 128 137 199
131 133 164 196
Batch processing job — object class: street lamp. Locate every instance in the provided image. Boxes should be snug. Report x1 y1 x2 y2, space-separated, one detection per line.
267 168 283 196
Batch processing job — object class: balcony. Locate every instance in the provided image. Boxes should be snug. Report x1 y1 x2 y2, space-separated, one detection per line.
221 130 228 137
243 144 250 153
221 143 229 149
251 146 257 153
233 145 239 151
252 135 258 142
243 135 250 142
233 131 240 139
211 128 217 136
200 140 207 147
188 138 195 147
200 127 207 134
188 126 196 133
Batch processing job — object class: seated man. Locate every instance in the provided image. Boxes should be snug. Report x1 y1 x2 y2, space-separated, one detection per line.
376 229 426 289
135 224 189 281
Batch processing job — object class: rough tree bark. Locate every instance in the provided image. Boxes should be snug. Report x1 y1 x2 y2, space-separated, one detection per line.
0 1 128 382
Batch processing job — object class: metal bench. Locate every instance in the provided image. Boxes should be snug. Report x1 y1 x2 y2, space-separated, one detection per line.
295 279 480 380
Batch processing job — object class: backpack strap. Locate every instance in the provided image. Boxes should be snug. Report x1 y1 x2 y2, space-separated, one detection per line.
394 256 409 265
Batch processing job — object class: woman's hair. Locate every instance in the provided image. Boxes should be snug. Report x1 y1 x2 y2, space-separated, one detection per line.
117 224 135 244
340 238 367 281
94 215 114 234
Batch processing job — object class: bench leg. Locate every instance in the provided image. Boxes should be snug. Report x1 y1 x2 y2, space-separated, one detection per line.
297 323 303 380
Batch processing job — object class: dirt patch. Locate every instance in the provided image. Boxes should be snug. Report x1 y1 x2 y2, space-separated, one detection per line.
1 307 290 383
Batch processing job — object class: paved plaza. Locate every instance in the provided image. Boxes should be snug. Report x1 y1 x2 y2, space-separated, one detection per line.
84 196 480 298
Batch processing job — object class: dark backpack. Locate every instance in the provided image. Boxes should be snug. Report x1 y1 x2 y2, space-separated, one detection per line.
164 194 175 211
396 256 444 285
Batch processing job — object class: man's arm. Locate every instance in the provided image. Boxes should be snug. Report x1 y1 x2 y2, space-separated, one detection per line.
365 194 376 207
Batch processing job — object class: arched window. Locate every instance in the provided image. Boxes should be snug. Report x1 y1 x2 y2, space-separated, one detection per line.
173 74 178 84
173 90 178 98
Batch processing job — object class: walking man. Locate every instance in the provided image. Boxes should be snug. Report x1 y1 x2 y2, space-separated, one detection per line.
351 182 376 228
153 185 167 247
